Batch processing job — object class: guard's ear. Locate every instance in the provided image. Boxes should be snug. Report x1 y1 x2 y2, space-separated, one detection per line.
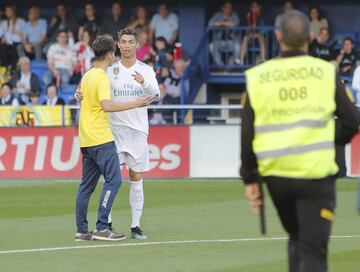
275 30 283 43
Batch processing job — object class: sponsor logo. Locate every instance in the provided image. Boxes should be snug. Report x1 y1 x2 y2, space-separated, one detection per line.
102 191 111 208
10 107 42 127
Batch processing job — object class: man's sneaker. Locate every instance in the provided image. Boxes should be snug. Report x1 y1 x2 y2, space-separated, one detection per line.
92 228 127 241
75 232 93 241
131 226 148 240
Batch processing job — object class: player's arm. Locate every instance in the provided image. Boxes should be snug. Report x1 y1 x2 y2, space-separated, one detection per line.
100 96 155 112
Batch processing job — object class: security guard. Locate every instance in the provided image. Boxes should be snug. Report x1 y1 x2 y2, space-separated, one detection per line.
240 11 360 272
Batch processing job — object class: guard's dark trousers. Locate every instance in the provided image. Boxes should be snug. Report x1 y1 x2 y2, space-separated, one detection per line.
265 176 336 272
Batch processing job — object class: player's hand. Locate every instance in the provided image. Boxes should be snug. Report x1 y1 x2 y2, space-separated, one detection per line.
132 71 145 84
75 85 84 101
136 95 155 107
245 183 262 215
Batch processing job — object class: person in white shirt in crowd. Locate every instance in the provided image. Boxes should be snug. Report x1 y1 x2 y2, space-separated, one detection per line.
11 56 41 104
351 65 360 106
44 29 76 87
42 83 65 106
18 6 47 60
0 5 25 71
76 28 160 240
0 82 19 106
71 29 95 83
308 5 328 39
150 59 188 124
149 3 178 46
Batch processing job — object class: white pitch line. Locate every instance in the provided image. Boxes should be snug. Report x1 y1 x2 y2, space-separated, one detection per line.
0 235 360 255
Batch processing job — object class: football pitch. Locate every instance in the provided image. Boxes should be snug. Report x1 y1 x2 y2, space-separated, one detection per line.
0 178 359 272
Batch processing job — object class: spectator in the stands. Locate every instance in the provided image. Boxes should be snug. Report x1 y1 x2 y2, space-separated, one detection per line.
128 5 150 31
274 1 294 30
352 65 360 105
44 29 76 87
150 59 188 124
0 82 19 106
136 27 152 63
0 5 4 20
309 27 336 61
42 83 65 106
78 3 101 41
208 1 240 66
239 1 266 65
101 2 128 40
27 91 41 106
149 3 178 46
153 36 173 79
336 37 359 78
309 5 328 39
47 2 78 45
11 56 41 104
18 6 47 60
0 6 25 71
72 29 94 83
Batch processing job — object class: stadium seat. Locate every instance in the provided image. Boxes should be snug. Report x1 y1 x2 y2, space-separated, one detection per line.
60 84 77 94
30 60 48 90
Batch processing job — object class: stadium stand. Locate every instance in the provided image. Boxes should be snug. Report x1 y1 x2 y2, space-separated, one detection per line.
0 0 360 122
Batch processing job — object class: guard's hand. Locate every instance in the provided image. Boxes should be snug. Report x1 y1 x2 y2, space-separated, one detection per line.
136 95 155 107
132 71 145 84
245 183 263 215
76 85 84 101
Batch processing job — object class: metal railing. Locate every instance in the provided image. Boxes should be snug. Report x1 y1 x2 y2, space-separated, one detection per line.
207 26 278 70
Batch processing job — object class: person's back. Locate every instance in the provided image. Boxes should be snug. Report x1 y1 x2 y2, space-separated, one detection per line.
241 11 360 272
246 55 338 179
79 67 113 148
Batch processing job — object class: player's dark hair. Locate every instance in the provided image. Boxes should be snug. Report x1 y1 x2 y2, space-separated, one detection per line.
279 10 310 49
92 35 116 60
118 28 138 40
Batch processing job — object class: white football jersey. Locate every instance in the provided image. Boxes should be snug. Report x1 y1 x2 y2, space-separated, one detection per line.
107 60 160 135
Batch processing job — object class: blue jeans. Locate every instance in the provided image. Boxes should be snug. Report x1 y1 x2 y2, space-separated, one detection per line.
76 141 122 233
43 68 71 86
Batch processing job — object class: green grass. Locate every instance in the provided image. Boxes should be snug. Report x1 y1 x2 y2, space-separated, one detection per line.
0 178 359 272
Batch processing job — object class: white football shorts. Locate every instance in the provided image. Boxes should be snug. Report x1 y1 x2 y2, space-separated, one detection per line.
111 126 150 173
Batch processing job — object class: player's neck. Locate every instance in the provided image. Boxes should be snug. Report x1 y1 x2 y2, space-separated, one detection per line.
121 58 137 68
94 60 109 72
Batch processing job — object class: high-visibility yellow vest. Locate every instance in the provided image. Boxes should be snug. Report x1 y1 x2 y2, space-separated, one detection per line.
245 55 338 178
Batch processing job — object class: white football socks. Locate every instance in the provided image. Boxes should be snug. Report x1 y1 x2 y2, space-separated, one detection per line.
129 179 144 228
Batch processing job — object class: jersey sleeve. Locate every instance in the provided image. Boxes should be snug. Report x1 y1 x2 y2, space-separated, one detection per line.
142 67 160 98
97 73 111 102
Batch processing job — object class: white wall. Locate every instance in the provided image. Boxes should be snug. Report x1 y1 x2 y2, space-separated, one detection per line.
190 126 240 177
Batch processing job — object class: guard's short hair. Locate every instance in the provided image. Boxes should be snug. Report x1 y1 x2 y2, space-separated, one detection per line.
118 28 138 40
279 10 310 49
92 35 116 60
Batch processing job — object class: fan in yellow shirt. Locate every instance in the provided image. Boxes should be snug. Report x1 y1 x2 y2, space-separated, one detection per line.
75 35 154 242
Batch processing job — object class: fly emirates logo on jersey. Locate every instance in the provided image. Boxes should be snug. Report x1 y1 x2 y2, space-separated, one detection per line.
0 127 190 178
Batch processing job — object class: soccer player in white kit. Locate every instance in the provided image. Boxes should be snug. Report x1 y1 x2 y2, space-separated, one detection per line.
77 28 160 240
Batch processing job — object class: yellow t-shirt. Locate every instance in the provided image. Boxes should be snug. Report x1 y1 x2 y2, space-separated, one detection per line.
79 68 114 147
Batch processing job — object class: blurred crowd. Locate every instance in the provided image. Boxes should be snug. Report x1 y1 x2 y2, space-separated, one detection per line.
208 0 360 85
0 1 189 119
